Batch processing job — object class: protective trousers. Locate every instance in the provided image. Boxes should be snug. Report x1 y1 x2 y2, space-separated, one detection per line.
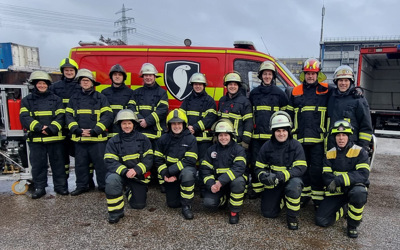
62 128 75 178
164 167 196 208
28 142 67 191
203 176 246 213
74 142 107 190
105 173 148 217
315 185 368 228
249 139 267 194
301 143 325 206
261 177 303 219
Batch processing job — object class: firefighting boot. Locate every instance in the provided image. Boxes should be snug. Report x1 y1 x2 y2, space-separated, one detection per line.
182 205 194 220
347 225 358 238
32 188 46 199
108 212 124 224
229 212 239 224
287 216 299 230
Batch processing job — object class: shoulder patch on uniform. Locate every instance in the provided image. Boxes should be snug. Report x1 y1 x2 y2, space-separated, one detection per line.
346 145 362 158
292 85 303 96
326 148 337 159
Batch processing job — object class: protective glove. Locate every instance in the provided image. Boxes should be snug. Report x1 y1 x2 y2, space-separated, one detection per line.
327 179 337 193
240 141 249 150
75 129 83 136
265 173 278 186
275 172 285 183
44 127 53 136
90 129 98 137
351 86 364 98
259 172 269 185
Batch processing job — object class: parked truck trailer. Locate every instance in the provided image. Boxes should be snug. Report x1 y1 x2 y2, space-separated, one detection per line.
357 45 400 136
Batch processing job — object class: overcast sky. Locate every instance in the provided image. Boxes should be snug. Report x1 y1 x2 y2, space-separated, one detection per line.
1 0 399 67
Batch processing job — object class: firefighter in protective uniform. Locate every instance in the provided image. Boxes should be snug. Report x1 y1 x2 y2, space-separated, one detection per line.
101 64 135 138
326 65 373 151
200 119 247 224
287 58 333 208
50 58 81 178
315 120 370 238
179 72 217 164
104 109 153 224
66 69 113 195
248 61 289 199
218 72 253 150
20 71 68 198
154 109 198 220
254 111 307 230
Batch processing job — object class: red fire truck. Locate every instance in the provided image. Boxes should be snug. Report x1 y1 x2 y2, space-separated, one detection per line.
69 41 300 109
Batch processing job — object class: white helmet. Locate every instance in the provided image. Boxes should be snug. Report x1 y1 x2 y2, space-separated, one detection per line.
139 63 160 78
270 111 293 130
189 73 207 86
333 65 354 84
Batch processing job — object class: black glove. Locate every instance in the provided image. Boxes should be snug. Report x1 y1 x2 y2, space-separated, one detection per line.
259 172 269 185
90 129 98 137
275 172 285 183
266 173 278 186
75 129 83 136
327 180 337 193
351 86 364 98
44 127 53 136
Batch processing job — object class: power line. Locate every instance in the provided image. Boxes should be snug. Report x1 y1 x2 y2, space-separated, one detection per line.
0 3 185 45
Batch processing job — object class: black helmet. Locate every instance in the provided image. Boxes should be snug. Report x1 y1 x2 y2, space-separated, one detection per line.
109 64 127 81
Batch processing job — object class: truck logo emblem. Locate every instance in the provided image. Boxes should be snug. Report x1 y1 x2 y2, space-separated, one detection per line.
164 61 200 101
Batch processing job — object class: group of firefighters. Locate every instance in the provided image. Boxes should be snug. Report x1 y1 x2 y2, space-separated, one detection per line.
19 56 372 238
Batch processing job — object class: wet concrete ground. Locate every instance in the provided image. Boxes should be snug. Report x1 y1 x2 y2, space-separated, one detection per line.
0 138 399 249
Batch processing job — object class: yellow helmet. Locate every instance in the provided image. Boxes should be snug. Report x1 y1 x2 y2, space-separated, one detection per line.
166 109 188 125
114 109 139 124
269 111 292 130
330 120 353 135
189 73 207 86
223 72 242 87
59 58 79 73
258 61 276 80
333 65 354 84
28 71 52 85
139 63 160 78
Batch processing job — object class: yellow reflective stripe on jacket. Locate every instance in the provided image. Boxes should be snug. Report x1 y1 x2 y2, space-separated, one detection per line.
66 107 75 115
159 100 169 107
104 153 119 161
29 120 39 131
234 156 246 164
128 99 136 105
255 161 267 169
96 122 106 131
204 175 215 184
185 152 198 160
252 133 272 139
101 106 112 113
20 107 29 113
30 134 65 142
158 164 167 174
202 160 213 169
122 154 140 161
270 165 287 171
356 163 370 171
62 99 69 104
216 168 229 174
154 150 164 158
116 165 127 175
138 105 152 110
243 131 252 138
55 108 65 115
254 105 279 111
51 121 62 131
187 111 200 116
142 131 162 139
70 134 108 142
143 149 153 157
166 156 179 163
137 162 146 173
198 120 205 131
359 132 372 141
110 105 124 110
323 166 333 173
292 160 307 167
226 169 235 181
33 111 52 116
68 121 79 130
243 113 253 120
177 161 184 171
151 112 162 131
220 112 241 120
77 109 97 115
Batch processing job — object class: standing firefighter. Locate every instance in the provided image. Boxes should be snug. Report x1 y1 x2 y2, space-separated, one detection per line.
248 60 289 199
20 71 68 198
104 109 153 224
200 119 247 224
101 64 135 138
50 58 81 178
180 72 217 165
287 58 332 209
316 120 370 238
66 69 113 195
131 63 169 187
326 65 373 151
255 111 307 230
154 109 198 220
218 72 253 150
